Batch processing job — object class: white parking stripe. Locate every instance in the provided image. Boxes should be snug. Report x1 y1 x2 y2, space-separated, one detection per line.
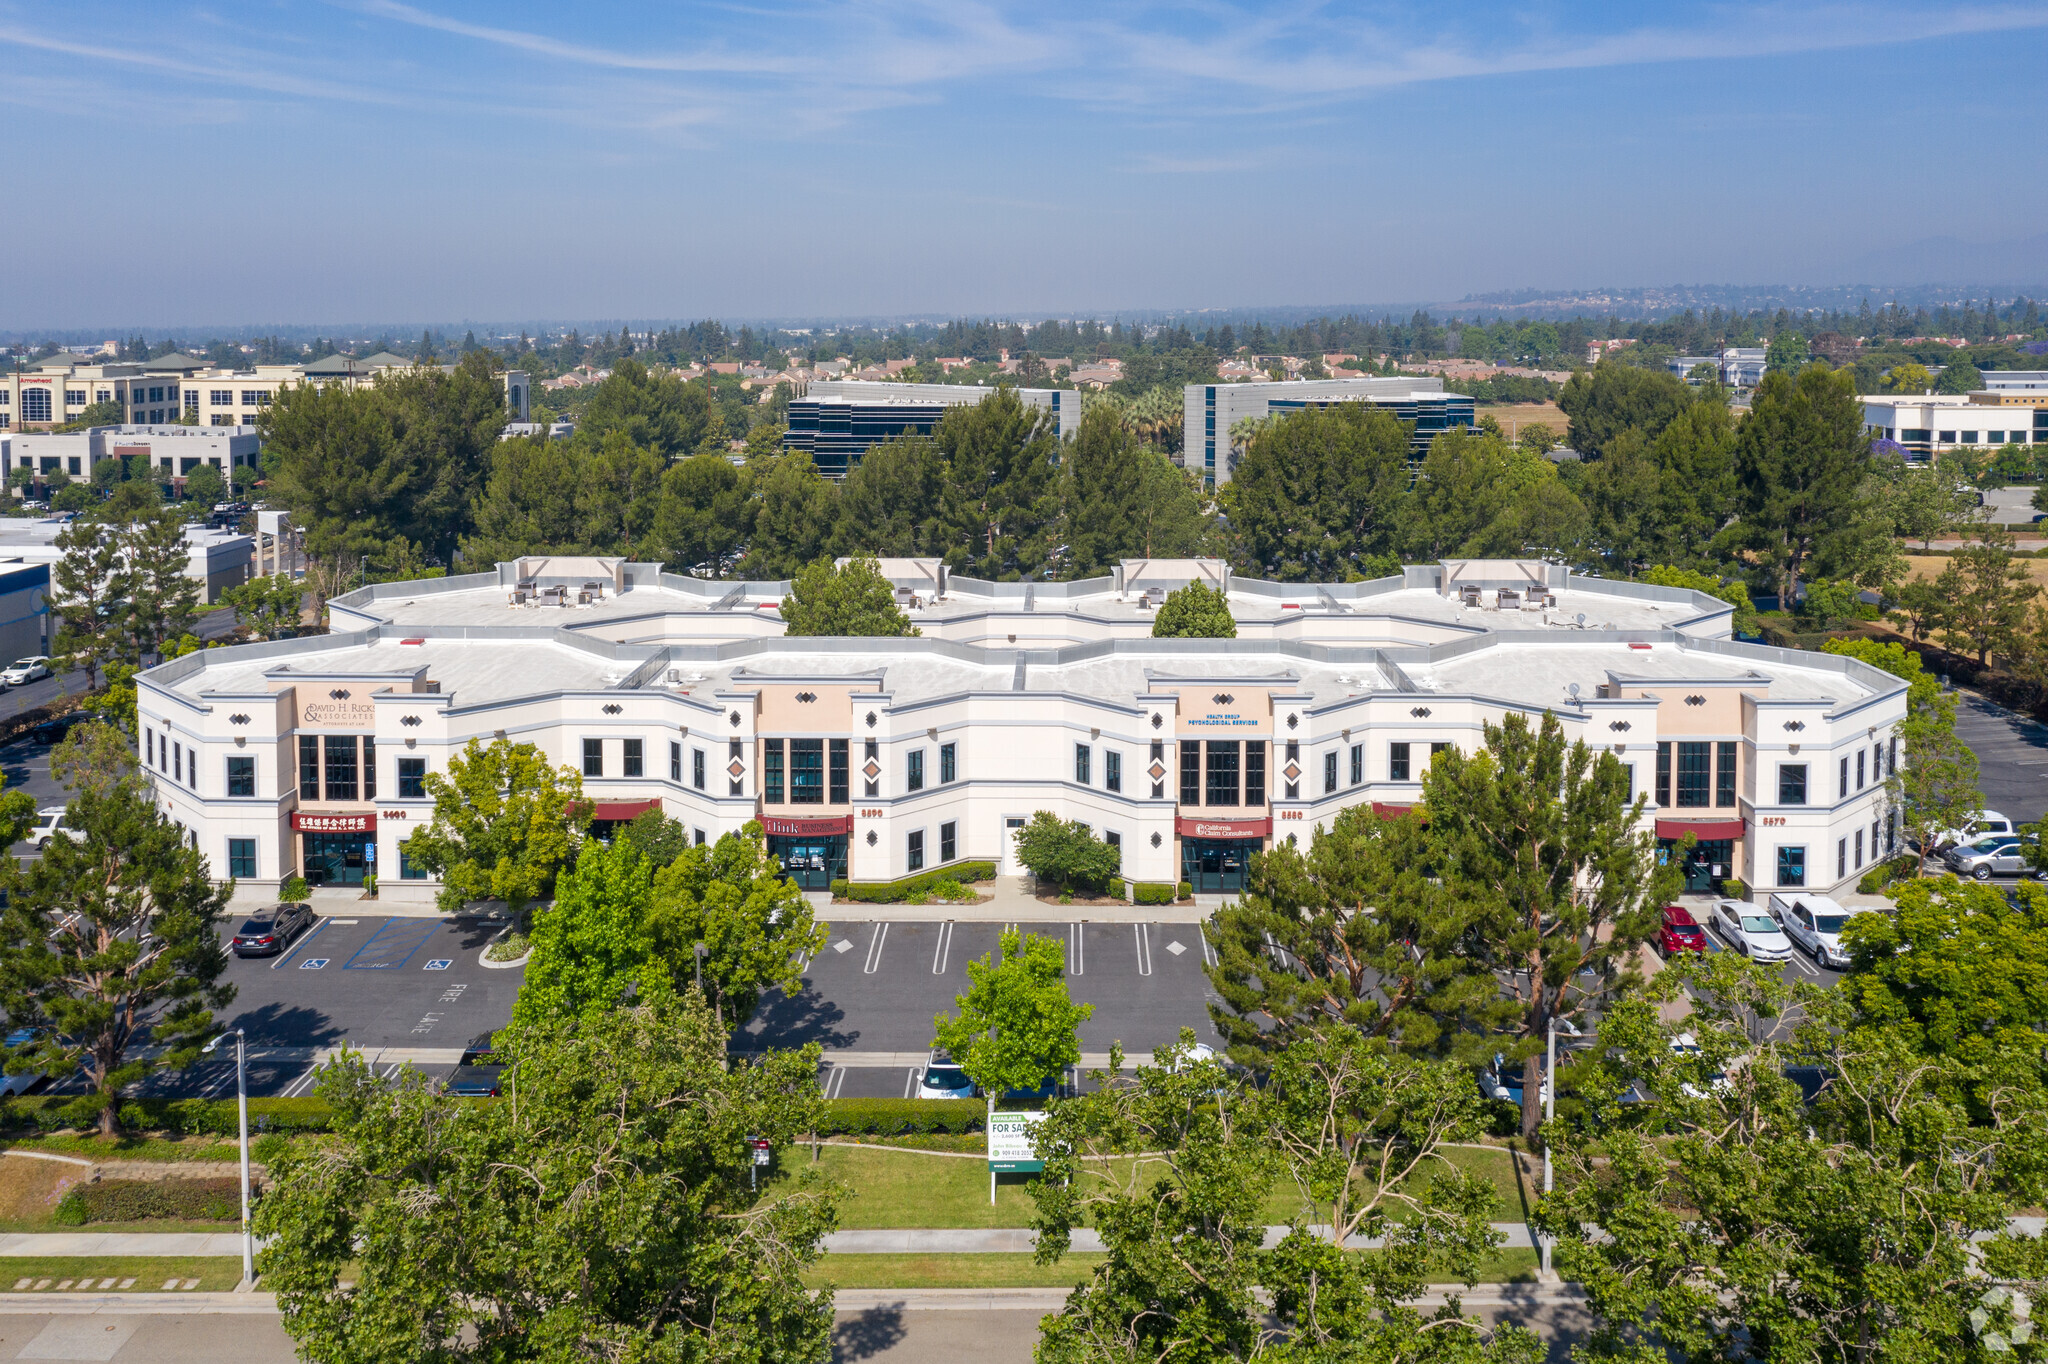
862 922 889 975
902 1067 918 1099
1068 924 1084 977
1134 924 1153 977
931 920 954 976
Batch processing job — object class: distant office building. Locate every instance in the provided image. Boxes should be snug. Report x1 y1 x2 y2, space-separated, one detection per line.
0 515 252 603
3 425 262 488
781 380 1083 478
1662 349 1769 388
1861 392 2048 459
0 352 528 431
1981 370 2048 394
1183 377 1477 484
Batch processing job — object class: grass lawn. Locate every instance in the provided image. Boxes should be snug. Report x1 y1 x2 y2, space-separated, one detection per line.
772 1144 1527 1230
0 1257 244 1292
807 1248 1540 1289
1 1135 245 1163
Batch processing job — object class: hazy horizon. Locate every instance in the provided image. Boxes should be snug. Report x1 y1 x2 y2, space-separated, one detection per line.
6 2 2046 330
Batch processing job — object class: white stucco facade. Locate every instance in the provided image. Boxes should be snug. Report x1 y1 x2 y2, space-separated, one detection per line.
135 556 1908 903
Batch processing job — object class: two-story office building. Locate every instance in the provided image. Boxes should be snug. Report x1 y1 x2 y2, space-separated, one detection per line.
134 557 1907 904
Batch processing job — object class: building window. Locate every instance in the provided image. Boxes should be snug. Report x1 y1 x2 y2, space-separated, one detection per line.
1074 744 1090 786
1856 750 1865 790
398 757 426 800
146 731 154 768
1105 750 1121 793
1837 838 1847 879
764 739 785 803
1181 739 1201 805
362 738 375 800
1854 828 1864 869
1777 846 1806 887
583 738 603 778
227 755 254 797
670 741 682 782
64 390 85 407
790 739 824 804
830 738 849 803
693 748 706 791
1655 742 1671 806
1205 741 1240 807
1889 737 1898 774
623 738 643 778
241 390 268 406
907 829 924 873
1623 763 1635 800
1676 742 1711 807
1839 756 1849 799
940 742 956 784
1323 751 1337 794
399 846 428 880
21 390 50 423
1350 744 1363 786
1245 742 1265 806
1430 742 1450 761
693 828 706 846
210 390 233 406
324 736 358 801
907 748 925 792
299 735 320 800
864 737 879 798
1778 764 1807 805
1389 742 1410 782
227 838 256 879
940 821 956 863
183 390 198 413
1716 742 1737 808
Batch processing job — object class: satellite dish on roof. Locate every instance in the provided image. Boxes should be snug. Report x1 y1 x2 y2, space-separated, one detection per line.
1575 613 1586 626
1567 683 1581 698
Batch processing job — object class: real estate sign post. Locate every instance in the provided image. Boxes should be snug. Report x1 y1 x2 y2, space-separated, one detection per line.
987 1110 1046 1203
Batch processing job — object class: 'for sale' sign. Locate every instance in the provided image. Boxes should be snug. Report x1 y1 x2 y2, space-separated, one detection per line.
987 1111 1046 1173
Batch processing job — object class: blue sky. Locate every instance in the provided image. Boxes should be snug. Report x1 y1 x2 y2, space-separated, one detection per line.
4 2 2047 329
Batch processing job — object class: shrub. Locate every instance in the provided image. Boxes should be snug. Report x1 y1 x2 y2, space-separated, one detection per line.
52 1188 87 1226
819 1098 986 1137
80 1177 245 1223
1857 854 1918 895
832 862 997 904
1478 1099 1521 1138
486 931 530 962
1720 879 1748 900
0 1095 334 1136
1133 882 1178 905
1178 881 1193 899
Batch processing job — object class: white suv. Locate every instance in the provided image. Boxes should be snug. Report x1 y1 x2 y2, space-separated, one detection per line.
28 808 80 850
1771 893 1871 970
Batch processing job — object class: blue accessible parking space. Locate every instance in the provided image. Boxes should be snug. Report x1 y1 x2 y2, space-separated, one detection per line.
343 919 440 970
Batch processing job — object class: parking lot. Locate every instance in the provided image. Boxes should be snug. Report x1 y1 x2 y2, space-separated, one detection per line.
739 918 1224 1098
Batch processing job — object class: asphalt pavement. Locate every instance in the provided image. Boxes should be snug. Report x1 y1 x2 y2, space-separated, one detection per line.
1952 688 2048 828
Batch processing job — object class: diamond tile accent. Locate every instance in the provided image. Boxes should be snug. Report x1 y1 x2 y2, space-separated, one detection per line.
1283 762 1301 782
1148 761 1166 781
862 760 881 780
727 759 745 778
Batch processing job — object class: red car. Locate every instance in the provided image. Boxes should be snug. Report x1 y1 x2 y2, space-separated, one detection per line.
1658 905 1708 957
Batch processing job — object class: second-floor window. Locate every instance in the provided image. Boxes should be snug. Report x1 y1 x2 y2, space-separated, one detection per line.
1105 750 1121 793
582 739 603 778
1676 742 1710 807
623 739 643 778
1389 742 1410 783
1778 763 1807 805
1074 744 1091 786
1324 751 1337 794
397 757 426 800
693 748 706 790
940 742 957 784
907 748 925 793
226 755 254 797
790 739 824 804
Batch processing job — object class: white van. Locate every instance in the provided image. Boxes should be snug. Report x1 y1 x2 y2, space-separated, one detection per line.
1770 893 1872 970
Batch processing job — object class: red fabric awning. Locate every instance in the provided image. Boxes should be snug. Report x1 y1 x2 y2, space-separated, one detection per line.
589 799 660 822
1371 802 1416 822
761 814 852 837
292 811 374 833
1176 815 1272 840
1656 817 1745 841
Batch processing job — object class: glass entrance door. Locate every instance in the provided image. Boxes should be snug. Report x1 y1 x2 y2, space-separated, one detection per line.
302 832 369 887
767 835 845 891
1681 839 1733 894
1182 838 1260 893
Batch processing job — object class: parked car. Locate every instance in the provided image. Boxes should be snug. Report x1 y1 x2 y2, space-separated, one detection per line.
0 657 50 686
446 1031 505 1097
229 902 315 957
1921 810 2014 853
1477 1053 1548 1107
1944 833 2040 881
1657 905 1709 958
0 1028 43 1097
1708 899 1792 962
25 714 83 746
917 1050 976 1100
1771 893 1873 969
27 808 80 850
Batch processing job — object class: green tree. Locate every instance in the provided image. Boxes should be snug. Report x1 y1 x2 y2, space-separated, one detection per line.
48 719 143 801
739 452 839 579
219 572 304 640
1728 365 1873 605
1010 811 1120 894
0 781 229 1137
1058 404 1213 578
1408 430 1570 561
1934 360 1985 395
49 516 126 690
1884 361 1933 393
512 838 659 1029
254 989 839 1364
1891 575 1949 641
1536 956 2048 1364
1888 688 1982 877
1151 579 1236 638
1885 456 1979 549
1935 530 2039 664
653 451 752 575
1205 806 1514 1067
779 556 916 637
399 738 588 920
935 386 1060 580
932 928 1092 1113
1822 635 1939 709
1643 564 1761 634
180 463 226 507
50 483 94 513
644 826 827 1035
118 505 201 664
575 358 717 459
1218 403 1411 579
1555 362 1694 458
1424 712 1677 1139
831 434 946 559
1764 330 1808 371
56 400 124 432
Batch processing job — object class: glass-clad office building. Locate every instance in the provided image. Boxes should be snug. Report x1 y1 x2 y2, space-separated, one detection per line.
1185 378 1478 486
781 381 1081 478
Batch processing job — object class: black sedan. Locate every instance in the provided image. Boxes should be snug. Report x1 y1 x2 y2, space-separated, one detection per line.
229 903 315 957
446 1031 505 1097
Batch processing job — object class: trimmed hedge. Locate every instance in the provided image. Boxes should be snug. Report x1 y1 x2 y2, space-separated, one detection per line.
1132 882 1179 905
0 1095 335 1136
1858 854 1918 895
820 1098 985 1136
73 1178 246 1223
832 861 998 904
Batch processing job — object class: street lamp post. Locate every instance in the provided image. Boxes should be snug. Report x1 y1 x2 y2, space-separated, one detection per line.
203 1028 253 1285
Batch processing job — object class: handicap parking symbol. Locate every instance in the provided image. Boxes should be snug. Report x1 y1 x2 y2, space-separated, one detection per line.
299 958 329 970
423 959 453 971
